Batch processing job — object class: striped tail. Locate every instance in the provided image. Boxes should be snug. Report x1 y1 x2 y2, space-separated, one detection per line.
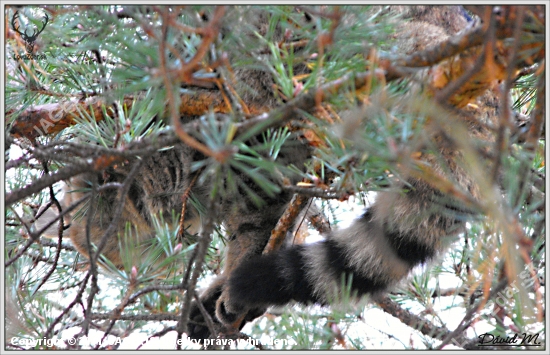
217 180 465 324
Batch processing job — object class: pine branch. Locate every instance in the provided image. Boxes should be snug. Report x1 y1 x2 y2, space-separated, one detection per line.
5 193 88 267
7 89 231 140
263 194 310 254
5 131 181 206
374 294 496 350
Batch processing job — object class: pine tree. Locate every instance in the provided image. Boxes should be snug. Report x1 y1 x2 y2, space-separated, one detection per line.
4 5 545 350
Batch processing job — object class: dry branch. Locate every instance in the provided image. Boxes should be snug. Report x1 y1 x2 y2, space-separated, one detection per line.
7 90 235 140
374 294 499 350
263 194 310 254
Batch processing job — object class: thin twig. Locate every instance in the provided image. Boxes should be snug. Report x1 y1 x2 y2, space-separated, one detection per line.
5 193 89 267
177 6 226 83
282 185 351 200
490 7 525 184
158 7 221 161
80 174 100 337
137 326 177 350
44 271 92 339
436 278 509 349
193 291 218 338
95 279 137 350
30 160 68 295
176 198 218 348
